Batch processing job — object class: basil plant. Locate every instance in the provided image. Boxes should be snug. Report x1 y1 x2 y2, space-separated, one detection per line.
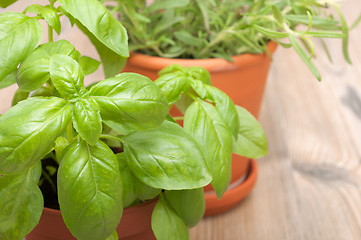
0 1 267 240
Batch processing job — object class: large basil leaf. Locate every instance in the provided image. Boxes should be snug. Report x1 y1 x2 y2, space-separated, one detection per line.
151 196 189 240
89 73 168 131
0 12 42 82
191 80 239 138
58 0 128 58
49 54 87 99
24 4 61 34
165 188 205 227
0 97 71 174
0 163 43 240
70 99 102 146
122 121 211 190
154 71 190 106
18 40 78 92
184 100 232 198
0 0 18 8
58 139 123 240
117 153 160 208
232 106 268 158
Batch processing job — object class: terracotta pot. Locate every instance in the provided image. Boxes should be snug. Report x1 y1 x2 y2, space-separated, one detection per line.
26 199 157 240
122 42 276 215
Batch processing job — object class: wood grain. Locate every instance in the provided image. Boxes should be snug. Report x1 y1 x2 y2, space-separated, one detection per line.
1 1 361 240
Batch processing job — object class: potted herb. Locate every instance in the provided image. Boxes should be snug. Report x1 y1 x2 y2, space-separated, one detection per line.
0 0 267 240
110 0 351 214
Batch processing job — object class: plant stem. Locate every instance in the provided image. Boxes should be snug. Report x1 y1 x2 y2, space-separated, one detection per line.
172 116 184 120
42 169 56 193
48 25 53 42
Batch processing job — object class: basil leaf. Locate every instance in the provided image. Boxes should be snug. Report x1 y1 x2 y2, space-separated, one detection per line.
232 106 268 158
74 19 127 78
0 12 42 82
117 153 160 208
0 70 17 89
123 121 211 190
58 139 123 240
70 99 102 146
0 0 17 8
49 54 87 99
79 56 101 75
58 0 128 57
105 231 118 240
0 163 43 240
0 97 71 174
184 100 232 198
154 71 190 105
151 196 189 240
11 88 30 106
165 188 205 227
18 40 78 92
89 73 168 131
24 4 61 34
190 80 239 138
187 66 211 85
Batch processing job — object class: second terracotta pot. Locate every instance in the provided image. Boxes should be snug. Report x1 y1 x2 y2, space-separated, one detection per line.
122 42 277 216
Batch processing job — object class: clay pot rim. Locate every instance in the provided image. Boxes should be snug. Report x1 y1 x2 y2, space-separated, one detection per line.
42 198 158 216
127 41 278 72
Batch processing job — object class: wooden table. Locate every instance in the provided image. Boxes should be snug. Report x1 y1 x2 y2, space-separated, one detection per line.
1 1 361 239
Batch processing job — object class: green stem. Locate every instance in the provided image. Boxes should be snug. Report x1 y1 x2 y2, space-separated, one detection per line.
42 170 56 193
48 25 53 42
172 116 184 121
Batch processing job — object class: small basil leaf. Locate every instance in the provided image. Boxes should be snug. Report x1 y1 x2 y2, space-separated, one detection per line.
24 4 61 34
79 56 101 75
54 136 68 164
0 0 18 8
232 106 268 158
0 97 71 174
151 196 189 240
89 73 168 131
18 40 78 92
117 153 160 208
0 163 43 240
70 99 102 146
123 121 211 190
165 188 205 227
154 71 190 105
58 0 129 57
0 70 17 89
0 12 42 82
58 139 123 240
105 231 118 240
190 80 239 138
49 54 87 99
11 88 30 106
187 66 211 85
184 100 232 198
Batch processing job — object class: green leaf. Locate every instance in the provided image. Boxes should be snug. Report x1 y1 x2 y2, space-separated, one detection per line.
190 80 239 138
49 54 87 99
184 100 232 198
0 163 43 240
0 0 18 8
89 73 168 131
0 70 17 89
0 12 42 82
70 99 102 146
148 0 190 12
74 19 127 78
123 121 211 190
271 5 284 26
288 34 321 81
58 139 123 240
11 88 30 106
58 0 129 57
151 195 189 240
117 153 160 208
252 24 289 38
105 231 118 240
165 188 205 227
24 4 61 34
154 71 190 105
18 40 78 92
232 106 268 158
79 56 101 75
0 97 71 174
54 136 68 164
187 66 211 85
174 31 204 47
